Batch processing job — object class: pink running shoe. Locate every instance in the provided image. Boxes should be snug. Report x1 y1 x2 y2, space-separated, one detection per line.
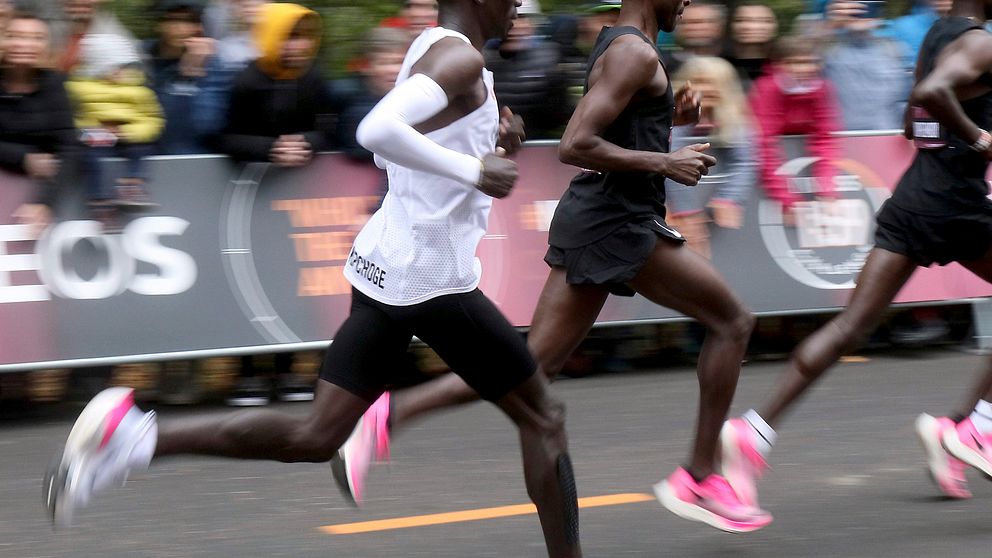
44 387 158 527
720 418 769 507
331 392 391 505
914 413 971 499
941 417 992 479
654 467 773 533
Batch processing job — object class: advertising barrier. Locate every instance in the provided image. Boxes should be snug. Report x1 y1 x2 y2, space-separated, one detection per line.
0 133 988 371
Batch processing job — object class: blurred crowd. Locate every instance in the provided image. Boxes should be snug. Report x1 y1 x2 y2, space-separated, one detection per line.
0 0 972 408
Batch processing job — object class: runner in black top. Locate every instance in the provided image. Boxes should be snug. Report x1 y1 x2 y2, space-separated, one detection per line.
717 0 992 513
335 0 774 534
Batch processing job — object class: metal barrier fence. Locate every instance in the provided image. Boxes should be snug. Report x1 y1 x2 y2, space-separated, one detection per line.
0 132 988 372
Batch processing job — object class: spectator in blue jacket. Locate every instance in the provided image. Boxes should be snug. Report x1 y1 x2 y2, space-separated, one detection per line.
144 0 230 154
878 0 952 70
823 0 910 130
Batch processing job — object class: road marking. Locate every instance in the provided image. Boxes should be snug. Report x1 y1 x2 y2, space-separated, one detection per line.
320 492 655 535
839 355 870 363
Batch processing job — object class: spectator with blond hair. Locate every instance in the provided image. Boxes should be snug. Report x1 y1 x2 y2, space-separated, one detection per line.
667 56 757 259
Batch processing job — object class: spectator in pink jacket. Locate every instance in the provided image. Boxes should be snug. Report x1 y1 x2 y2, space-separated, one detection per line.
749 35 841 212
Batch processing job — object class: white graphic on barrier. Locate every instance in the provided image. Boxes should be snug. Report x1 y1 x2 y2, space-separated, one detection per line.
758 157 890 290
0 217 196 303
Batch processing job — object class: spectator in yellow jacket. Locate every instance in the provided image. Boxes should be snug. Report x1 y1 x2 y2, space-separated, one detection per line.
66 32 164 231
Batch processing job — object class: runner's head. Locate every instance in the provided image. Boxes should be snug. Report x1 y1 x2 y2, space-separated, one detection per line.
439 0 521 41
657 0 692 34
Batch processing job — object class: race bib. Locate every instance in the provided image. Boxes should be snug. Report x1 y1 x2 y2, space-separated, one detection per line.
911 106 946 149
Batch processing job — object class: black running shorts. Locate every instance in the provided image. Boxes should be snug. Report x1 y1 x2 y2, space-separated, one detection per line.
544 218 685 297
874 200 992 266
320 288 536 402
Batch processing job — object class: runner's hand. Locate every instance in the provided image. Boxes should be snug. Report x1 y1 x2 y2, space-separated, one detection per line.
497 106 526 155
660 143 716 186
476 148 518 199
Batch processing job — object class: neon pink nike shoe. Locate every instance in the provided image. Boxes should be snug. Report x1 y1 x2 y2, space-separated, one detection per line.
941 417 992 480
331 392 391 505
720 418 769 507
44 387 157 527
654 467 773 533
914 413 971 499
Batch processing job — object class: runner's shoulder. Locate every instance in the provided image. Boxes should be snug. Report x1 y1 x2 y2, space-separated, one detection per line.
417 38 485 82
598 35 661 89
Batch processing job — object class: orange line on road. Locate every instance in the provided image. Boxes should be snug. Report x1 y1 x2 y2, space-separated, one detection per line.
320 492 655 535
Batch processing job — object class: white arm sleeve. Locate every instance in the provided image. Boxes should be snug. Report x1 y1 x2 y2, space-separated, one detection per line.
356 73 483 186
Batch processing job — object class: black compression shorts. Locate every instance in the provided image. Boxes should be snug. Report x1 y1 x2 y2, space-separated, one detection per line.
320 288 536 402
874 200 992 266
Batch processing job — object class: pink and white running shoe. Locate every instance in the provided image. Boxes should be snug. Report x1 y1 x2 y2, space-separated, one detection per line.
44 387 157 527
720 418 769 507
654 467 773 533
914 413 971 499
331 392 391 505
941 417 992 480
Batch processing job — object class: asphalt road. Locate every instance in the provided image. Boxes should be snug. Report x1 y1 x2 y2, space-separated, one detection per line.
3 349 992 557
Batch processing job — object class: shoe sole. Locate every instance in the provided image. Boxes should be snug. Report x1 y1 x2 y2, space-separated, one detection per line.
720 422 758 507
653 480 770 534
942 428 992 481
330 452 358 507
43 444 67 526
330 419 365 507
48 387 135 527
915 414 970 498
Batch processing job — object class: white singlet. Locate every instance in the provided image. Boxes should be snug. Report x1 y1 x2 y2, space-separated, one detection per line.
344 27 500 305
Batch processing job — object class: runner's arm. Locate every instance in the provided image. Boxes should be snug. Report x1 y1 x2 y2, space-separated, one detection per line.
356 41 485 186
910 31 992 146
558 38 669 173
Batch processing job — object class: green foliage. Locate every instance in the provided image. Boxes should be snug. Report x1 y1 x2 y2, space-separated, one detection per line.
106 0 920 76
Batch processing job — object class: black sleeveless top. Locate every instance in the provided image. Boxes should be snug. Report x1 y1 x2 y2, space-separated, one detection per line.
893 17 992 215
549 26 675 249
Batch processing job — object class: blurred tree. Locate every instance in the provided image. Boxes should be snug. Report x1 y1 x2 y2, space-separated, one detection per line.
106 0 915 76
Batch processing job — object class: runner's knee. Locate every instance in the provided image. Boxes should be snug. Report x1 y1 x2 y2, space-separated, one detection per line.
709 306 755 344
534 396 567 441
